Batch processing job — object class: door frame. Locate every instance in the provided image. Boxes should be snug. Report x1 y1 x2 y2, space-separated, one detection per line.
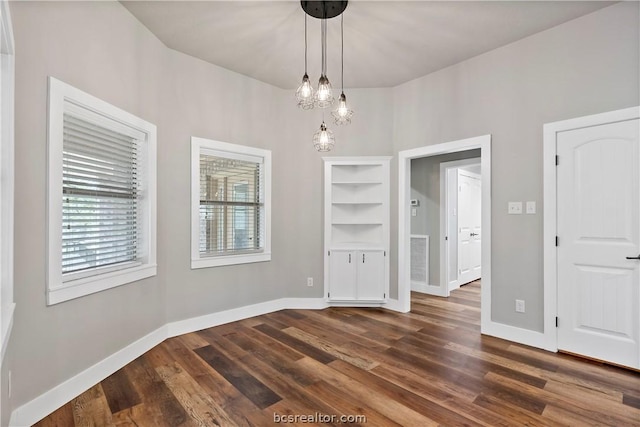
397 135 491 335
543 106 640 353
439 158 481 295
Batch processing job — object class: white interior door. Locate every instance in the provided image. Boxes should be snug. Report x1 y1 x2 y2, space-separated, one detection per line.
557 118 640 369
458 170 481 285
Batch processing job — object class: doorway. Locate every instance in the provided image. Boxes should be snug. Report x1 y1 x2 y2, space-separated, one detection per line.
409 153 480 297
397 135 491 334
441 159 481 294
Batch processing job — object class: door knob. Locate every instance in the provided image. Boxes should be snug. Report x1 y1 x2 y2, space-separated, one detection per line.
470 232 479 237
626 254 640 260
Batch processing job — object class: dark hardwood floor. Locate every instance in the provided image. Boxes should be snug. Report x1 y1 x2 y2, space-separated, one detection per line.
35 281 640 426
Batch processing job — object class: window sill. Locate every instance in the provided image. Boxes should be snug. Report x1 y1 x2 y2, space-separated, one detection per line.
191 252 271 269
47 264 157 305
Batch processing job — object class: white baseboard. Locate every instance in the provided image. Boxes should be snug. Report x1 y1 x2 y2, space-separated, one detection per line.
167 299 284 338
481 320 553 351
1 302 15 362
9 325 167 427
9 297 327 427
383 298 409 313
166 298 327 338
411 282 447 297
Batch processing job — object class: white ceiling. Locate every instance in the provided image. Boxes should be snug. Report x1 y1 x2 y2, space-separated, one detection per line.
121 1 615 89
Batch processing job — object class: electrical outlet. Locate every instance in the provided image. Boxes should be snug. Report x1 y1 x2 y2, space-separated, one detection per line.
307 277 313 287
411 208 417 217
515 299 525 313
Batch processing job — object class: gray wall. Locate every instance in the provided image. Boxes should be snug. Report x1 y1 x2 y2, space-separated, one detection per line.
392 1 639 331
410 151 480 286
10 0 168 411
3 0 639 419
6 0 394 415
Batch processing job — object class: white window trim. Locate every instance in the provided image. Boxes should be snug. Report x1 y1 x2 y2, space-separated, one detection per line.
47 77 157 305
0 0 15 362
191 136 271 269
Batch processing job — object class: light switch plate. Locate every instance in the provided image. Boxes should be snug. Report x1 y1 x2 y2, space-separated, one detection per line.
508 202 523 214
526 201 536 214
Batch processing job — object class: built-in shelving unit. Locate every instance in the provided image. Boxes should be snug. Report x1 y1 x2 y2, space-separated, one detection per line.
323 157 391 305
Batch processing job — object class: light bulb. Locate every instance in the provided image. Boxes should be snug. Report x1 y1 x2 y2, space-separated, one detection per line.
314 75 334 108
332 92 353 125
300 81 312 98
295 73 314 110
320 130 329 144
312 121 335 152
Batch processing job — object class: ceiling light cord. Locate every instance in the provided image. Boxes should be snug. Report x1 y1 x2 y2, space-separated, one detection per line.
341 14 344 91
295 11 314 110
321 18 327 77
304 14 308 74
332 12 353 126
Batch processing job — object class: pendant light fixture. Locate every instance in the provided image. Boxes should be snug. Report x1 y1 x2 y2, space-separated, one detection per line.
332 14 353 125
295 14 314 110
312 119 335 152
298 1 349 151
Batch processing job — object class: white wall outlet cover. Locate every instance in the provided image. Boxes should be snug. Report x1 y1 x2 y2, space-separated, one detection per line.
526 201 536 214
411 208 417 217
508 202 523 214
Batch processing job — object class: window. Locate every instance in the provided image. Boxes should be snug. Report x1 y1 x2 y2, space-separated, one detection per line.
47 77 156 305
191 137 271 268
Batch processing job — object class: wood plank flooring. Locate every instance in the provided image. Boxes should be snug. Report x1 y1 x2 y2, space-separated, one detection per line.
34 281 640 426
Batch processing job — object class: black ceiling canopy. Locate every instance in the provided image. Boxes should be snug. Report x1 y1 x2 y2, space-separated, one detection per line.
301 1 348 20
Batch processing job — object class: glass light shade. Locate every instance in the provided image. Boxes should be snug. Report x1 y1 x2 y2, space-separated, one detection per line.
331 92 353 125
314 75 334 108
312 121 335 152
295 73 315 110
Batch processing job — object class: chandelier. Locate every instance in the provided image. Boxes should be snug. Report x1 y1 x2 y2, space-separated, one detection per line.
296 1 353 151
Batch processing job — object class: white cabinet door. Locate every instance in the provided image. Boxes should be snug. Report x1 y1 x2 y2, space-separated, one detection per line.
557 118 639 369
357 250 385 300
328 250 357 300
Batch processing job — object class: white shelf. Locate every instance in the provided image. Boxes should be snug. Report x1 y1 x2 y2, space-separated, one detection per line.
324 157 391 306
332 221 383 225
330 242 385 250
332 181 382 185
331 201 383 205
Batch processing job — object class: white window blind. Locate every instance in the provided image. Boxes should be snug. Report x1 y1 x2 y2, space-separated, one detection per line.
199 152 264 257
61 111 141 276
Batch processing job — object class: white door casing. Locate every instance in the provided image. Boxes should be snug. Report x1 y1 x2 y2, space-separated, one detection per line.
447 168 459 291
457 170 482 286
556 117 639 369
